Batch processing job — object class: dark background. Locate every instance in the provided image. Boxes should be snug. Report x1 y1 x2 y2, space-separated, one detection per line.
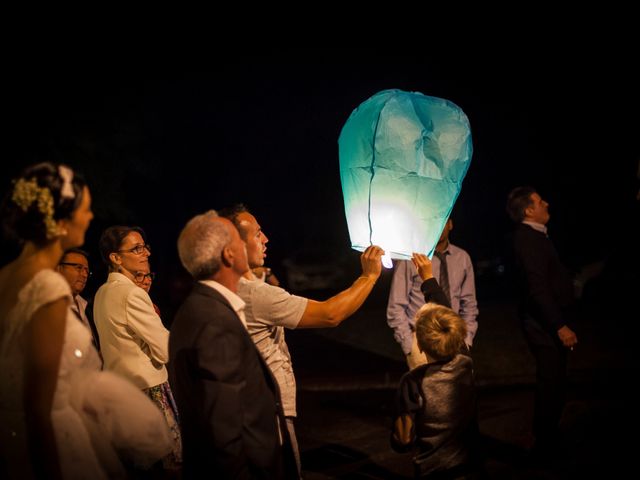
3 51 639 319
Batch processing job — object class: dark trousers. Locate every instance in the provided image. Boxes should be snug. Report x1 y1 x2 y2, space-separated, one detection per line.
521 315 568 445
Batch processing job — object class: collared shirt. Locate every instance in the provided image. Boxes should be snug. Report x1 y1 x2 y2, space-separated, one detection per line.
387 243 479 355
72 294 90 329
522 220 547 236
199 279 247 330
72 294 101 358
237 276 307 417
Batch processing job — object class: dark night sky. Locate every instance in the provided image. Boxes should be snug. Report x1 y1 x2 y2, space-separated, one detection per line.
4 51 639 313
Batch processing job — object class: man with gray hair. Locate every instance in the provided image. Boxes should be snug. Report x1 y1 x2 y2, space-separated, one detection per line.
169 210 297 479
221 204 384 474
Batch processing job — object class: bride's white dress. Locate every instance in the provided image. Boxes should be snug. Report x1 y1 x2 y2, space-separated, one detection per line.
0 269 172 479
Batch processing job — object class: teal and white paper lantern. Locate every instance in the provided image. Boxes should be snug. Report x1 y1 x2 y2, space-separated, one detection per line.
339 89 472 266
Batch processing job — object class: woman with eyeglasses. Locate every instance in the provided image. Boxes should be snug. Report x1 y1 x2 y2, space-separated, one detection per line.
132 267 162 317
94 225 182 474
0 163 171 479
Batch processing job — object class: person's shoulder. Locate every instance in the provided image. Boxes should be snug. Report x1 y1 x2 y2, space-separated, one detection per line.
454 352 474 366
448 243 472 261
17 269 71 318
396 364 431 392
105 278 143 303
102 272 137 292
513 223 538 236
448 243 465 253
21 269 71 302
182 282 226 305
174 287 238 324
31 268 70 291
125 283 153 303
444 354 474 376
238 275 265 293
513 224 544 244
240 275 293 299
172 298 243 350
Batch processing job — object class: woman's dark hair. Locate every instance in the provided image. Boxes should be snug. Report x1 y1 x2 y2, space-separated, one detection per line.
99 225 147 267
0 162 87 247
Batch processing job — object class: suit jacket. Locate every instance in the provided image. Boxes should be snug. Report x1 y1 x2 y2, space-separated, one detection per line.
512 224 575 335
169 282 296 479
94 272 169 388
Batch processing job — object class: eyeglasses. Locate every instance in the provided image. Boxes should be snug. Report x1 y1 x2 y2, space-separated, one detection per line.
60 262 92 276
134 271 156 283
117 244 151 255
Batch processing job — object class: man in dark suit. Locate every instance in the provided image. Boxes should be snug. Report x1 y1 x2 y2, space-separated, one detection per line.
170 210 296 479
506 186 578 459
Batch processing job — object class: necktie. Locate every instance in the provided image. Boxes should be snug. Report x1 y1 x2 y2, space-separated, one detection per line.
434 251 451 304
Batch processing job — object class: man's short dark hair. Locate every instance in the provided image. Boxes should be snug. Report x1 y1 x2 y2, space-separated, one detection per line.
219 204 251 240
506 186 537 223
60 247 89 263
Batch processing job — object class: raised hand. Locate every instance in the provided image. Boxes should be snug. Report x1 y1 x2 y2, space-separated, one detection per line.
411 253 433 281
360 245 385 280
557 325 578 350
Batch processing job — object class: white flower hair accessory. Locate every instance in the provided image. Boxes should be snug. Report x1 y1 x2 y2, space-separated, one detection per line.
58 165 75 199
11 177 62 239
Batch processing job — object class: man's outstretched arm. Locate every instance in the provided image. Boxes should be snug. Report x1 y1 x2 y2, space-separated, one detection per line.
297 245 383 328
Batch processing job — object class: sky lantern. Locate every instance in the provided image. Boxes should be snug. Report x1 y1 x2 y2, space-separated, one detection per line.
339 89 472 267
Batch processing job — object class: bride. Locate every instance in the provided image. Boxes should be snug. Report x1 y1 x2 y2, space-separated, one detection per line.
0 163 171 479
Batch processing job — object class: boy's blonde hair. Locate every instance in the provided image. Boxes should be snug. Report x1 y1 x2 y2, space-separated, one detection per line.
415 303 467 361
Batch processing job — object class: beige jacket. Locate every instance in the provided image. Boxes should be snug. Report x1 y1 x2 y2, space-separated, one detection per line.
94 272 169 389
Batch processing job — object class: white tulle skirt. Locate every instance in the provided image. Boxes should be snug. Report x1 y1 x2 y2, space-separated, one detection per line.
2 368 172 480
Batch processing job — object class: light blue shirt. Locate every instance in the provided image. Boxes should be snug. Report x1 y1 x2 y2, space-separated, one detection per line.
386 243 479 354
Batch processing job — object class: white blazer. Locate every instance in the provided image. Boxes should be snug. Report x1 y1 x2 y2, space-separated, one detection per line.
94 272 169 389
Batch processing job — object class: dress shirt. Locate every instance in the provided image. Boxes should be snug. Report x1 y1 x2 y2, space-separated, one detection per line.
71 294 90 329
387 243 479 354
522 220 548 236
